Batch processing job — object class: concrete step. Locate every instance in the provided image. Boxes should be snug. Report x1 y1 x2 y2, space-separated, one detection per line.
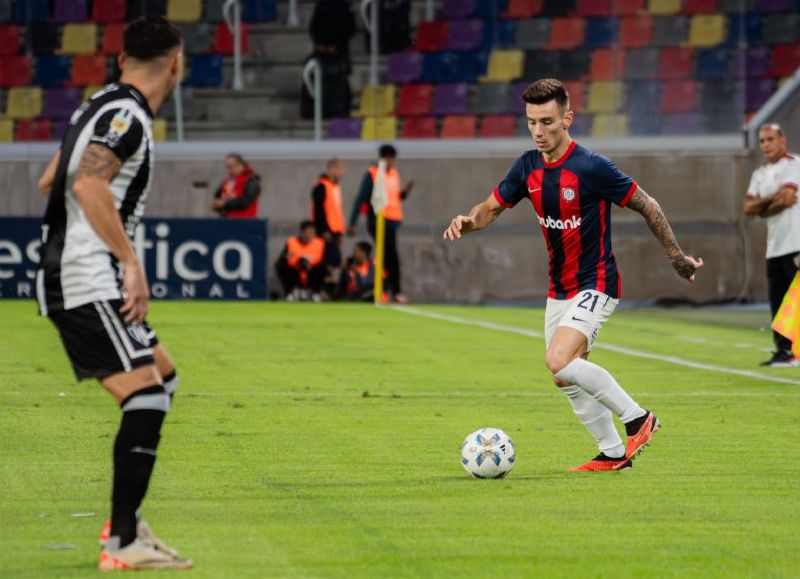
177 119 317 139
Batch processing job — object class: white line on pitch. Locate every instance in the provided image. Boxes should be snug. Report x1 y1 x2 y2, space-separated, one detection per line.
393 307 800 387
176 391 800 398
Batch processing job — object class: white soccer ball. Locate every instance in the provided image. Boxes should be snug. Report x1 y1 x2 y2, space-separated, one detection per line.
461 427 516 479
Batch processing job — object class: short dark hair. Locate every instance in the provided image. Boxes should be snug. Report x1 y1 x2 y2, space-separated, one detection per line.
521 78 570 114
378 144 397 158
300 220 315 231
356 241 373 256
124 17 183 60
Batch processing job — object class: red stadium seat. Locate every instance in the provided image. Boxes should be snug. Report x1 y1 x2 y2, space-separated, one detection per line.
576 0 611 17
71 54 108 86
214 22 249 55
397 84 433 116
480 115 515 137
0 24 21 55
503 0 543 19
415 21 448 52
0 55 32 87
660 80 699 113
547 18 586 50
619 16 653 48
92 0 126 22
589 48 625 80
614 0 646 14
441 115 477 138
769 43 800 78
562 81 586 111
682 0 718 13
15 118 52 141
102 24 125 55
401 117 437 138
657 47 694 79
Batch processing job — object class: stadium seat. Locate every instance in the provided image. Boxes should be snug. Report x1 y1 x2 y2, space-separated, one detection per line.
646 0 681 14
480 115 516 137
397 84 433 116
576 0 612 16
433 83 469 116
421 51 455 84
585 81 624 113
0 24 19 54
326 117 361 139
567 113 591 135
481 20 516 50
662 112 701 134
59 24 98 56
401 116 437 138
453 50 489 83
474 83 512 115
695 48 730 79
591 114 628 137
584 18 617 49
6 87 43 119
102 24 125 55
43 87 81 118
474 0 510 19
515 19 551 50
687 15 726 47
557 50 591 81
361 116 397 140
541 0 576 16
53 0 87 22
448 20 484 51
185 54 222 87
625 80 660 113
151 118 167 141
510 80 529 110
562 81 586 111
660 80 699 112
168 0 202 22
769 43 800 77
385 52 423 84
441 0 475 19
180 22 212 55
0 55 31 86
589 48 625 81
416 21 449 52
757 0 794 11
732 46 770 78
628 110 662 135
725 14 762 46
92 0 126 23
760 14 800 45
548 18 587 50
441 115 477 138
14 0 48 22
657 47 694 78
205 0 225 22
357 85 396 117
0 118 12 142
127 0 167 20
619 16 653 48
503 0 543 18
34 56 71 87
71 55 108 86
623 48 659 79
747 78 775 111
214 22 249 55
479 50 523 83
27 23 60 55
718 0 757 10
651 16 689 46
524 50 559 79
700 80 742 114
0 0 10 22
15 118 51 141
243 0 276 22
683 0 718 13
52 117 69 140
614 0 646 14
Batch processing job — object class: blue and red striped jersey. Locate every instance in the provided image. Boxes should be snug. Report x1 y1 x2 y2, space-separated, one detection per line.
493 141 637 300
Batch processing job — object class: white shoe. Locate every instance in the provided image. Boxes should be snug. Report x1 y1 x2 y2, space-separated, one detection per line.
311 293 323 303
98 538 192 571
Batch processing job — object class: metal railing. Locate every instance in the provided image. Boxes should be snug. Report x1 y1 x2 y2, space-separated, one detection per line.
743 66 800 148
360 0 379 86
302 58 323 141
222 0 244 91
287 0 299 26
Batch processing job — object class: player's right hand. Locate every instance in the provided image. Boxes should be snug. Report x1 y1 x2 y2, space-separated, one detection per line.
443 215 475 240
120 260 150 324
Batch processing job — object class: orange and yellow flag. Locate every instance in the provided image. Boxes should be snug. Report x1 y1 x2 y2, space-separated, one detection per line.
772 271 800 358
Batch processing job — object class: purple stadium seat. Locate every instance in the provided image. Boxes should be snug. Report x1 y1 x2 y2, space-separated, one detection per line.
448 20 484 51
746 78 775 111
441 0 475 19
326 118 361 139
756 0 793 11
52 0 87 22
43 87 81 118
568 114 591 136
662 113 701 134
385 52 422 84
731 47 771 78
433 83 469 115
53 118 69 140
510 81 528 113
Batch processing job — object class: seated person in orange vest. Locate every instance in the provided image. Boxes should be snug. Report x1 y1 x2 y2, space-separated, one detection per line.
210 153 261 218
336 241 375 301
311 158 346 269
276 221 326 302
347 144 413 303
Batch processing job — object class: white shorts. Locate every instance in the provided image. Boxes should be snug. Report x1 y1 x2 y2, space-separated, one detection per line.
544 290 618 352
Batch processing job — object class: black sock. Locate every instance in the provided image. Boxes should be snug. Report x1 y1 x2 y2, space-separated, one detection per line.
624 411 650 436
110 385 167 548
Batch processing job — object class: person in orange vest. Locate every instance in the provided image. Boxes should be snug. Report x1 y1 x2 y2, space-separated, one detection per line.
336 241 375 301
210 153 261 218
275 221 327 302
347 144 413 303
311 158 346 270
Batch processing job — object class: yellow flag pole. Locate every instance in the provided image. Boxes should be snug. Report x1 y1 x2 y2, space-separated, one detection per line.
373 210 386 305
772 270 800 358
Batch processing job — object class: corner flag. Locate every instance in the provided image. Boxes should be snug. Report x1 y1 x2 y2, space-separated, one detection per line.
371 159 387 305
772 271 800 358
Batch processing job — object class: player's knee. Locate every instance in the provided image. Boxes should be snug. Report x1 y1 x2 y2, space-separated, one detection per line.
544 351 572 375
552 376 572 388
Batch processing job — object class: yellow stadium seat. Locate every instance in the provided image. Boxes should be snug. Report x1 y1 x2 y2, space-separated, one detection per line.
585 82 624 113
6 87 43 119
167 0 202 22
0 118 13 142
480 50 524 83
647 0 681 14
59 23 97 55
356 85 396 117
152 118 168 141
687 15 727 48
591 114 629 138
361 116 397 140
83 85 104 102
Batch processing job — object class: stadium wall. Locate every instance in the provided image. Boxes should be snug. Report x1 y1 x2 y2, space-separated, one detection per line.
0 137 767 303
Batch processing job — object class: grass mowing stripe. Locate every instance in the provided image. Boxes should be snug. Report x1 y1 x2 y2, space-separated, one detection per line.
395 306 800 387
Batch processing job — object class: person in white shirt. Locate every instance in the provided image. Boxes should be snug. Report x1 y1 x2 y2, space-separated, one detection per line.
742 123 800 367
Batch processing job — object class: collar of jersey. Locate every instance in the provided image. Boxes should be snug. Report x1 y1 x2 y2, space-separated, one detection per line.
542 140 577 168
118 83 154 119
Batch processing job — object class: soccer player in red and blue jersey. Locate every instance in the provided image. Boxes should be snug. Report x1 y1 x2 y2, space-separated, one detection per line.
444 78 703 472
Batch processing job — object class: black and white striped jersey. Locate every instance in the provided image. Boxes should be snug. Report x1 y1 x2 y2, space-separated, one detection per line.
37 83 154 315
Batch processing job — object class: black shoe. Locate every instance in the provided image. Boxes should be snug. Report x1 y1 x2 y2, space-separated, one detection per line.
759 350 799 367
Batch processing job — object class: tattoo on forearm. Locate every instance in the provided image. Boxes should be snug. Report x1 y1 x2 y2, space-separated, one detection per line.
75 144 122 182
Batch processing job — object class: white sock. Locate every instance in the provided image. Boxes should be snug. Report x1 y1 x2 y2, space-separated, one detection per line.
555 359 646 424
561 385 626 458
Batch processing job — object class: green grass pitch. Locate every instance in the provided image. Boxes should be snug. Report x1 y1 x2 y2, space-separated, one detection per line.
2 301 799 578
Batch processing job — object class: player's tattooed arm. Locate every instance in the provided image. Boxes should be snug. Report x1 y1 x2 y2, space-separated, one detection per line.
443 193 505 240
75 143 122 182
627 186 704 282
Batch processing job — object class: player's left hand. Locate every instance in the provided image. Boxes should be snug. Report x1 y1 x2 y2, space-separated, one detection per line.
671 253 704 282
443 215 476 240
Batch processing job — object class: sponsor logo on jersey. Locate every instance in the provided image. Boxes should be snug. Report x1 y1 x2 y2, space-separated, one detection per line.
537 214 581 230
104 109 133 148
127 322 151 347
562 187 576 203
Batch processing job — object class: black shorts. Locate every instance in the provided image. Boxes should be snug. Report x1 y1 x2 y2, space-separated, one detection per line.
49 299 159 381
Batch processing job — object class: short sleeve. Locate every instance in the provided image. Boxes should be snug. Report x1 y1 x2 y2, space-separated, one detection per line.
493 153 529 208
590 154 637 207
745 170 760 198
89 107 144 162
780 160 800 191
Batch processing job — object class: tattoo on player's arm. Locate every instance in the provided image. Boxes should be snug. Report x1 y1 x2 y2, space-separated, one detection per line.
75 144 122 183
